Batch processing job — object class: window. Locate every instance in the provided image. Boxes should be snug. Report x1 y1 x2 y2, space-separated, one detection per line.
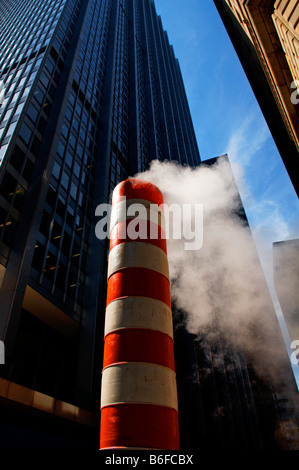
57 140 65 158
46 184 56 206
31 135 41 156
82 111 88 127
70 182 77 200
68 92 75 107
73 162 80 178
52 161 61 180
71 240 81 265
19 122 32 145
32 241 46 272
39 211 52 238
10 145 26 173
0 126 5 140
43 251 57 283
76 143 83 159
25 61 34 74
65 150 73 168
79 128 86 142
0 171 17 201
72 118 79 132
61 232 71 256
29 70 38 82
21 86 31 99
0 144 8 163
86 137 92 151
66 206 74 227
2 216 17 247
61 171 69 190
33 87 44 104
55 262 67 291
61 123 69 139
27 103 39 123
52 38 61 54
69 132 76 149
13 184 26 210
45 59 54 74
1 107 14 123
1 96 10 110
67 269 77 298
78 191 83 207
75 102 82 117
65 107 72 122
81 170 87 185
7 81 16 95
57 195 66 217
6 120 18 138
51 221 62 247
23 158 34 182
17 77 27 89
10 90 21 105
15 102 25 117
37 116 47 134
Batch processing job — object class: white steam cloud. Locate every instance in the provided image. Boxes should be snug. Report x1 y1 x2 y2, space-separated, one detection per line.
134 157 292 386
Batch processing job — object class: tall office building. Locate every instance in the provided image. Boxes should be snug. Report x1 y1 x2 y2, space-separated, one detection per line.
0 0 200 448
0 0 296 449
214 0 299 197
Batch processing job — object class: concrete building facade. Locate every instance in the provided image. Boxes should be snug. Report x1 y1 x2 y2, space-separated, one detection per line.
214 0 299 197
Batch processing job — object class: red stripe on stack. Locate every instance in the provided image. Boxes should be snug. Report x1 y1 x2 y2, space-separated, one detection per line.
100 404 180 450
103 329 175 370
109 219 167 253
106 268 171 307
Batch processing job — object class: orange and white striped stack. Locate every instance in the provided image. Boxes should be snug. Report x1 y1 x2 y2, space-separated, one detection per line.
100 178 180 450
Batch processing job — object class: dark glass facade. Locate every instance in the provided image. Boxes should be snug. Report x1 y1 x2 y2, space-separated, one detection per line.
0 0 200 419
0 0 297 450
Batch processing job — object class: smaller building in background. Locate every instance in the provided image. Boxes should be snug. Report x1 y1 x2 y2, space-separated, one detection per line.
272 391 299 450
273 238 299 344
214 0 299 197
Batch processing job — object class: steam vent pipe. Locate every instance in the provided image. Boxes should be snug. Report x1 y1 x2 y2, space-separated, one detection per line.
100 178 180 450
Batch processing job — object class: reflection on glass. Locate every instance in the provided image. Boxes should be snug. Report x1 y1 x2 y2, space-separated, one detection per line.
6 121 17 139
0 144 8 163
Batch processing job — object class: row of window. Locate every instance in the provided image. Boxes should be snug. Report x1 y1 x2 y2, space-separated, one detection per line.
29 0 102 309
0 0 65 74
0 0 62 166
29 0 89 308
110 4 130 190
0 68 40 147
74 0 109 113
0 0 79 267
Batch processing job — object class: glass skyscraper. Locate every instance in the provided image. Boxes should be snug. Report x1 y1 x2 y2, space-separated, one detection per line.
0 0 297 450
0 0 201 447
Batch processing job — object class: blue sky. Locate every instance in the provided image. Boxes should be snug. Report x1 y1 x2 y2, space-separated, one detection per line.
155 0 299 386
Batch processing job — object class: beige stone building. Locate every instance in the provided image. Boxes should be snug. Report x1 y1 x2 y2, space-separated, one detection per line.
215 0 299 197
